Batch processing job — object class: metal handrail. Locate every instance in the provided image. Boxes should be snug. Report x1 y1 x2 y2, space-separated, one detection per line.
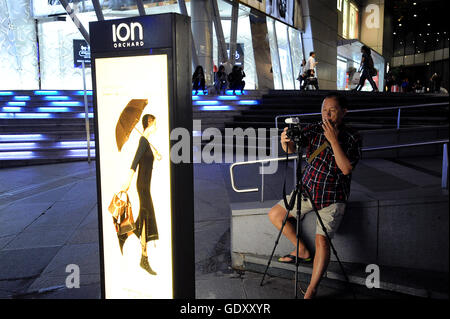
274 102 449 130
230 155 301 194
230 139 449 201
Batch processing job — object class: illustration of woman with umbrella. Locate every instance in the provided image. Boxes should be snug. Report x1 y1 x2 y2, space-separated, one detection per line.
115 100 161 276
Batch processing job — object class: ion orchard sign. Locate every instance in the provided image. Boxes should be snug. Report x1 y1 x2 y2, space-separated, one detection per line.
112 22 145 48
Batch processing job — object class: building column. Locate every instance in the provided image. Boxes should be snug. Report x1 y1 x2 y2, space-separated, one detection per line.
191 0 214 85
301 0 338 90
249 12 274 90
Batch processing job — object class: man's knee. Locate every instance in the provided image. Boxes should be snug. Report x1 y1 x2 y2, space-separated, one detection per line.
268 205 286 224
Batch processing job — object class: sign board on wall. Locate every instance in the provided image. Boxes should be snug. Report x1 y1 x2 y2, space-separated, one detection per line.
239 0 295 27
73 39 91 68
90 13 194 299
226 43 245 66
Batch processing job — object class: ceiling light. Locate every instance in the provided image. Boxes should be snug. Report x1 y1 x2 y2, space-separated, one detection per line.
413 2 417 5
427 23 431 26
399 23 402 26
413 14 417 17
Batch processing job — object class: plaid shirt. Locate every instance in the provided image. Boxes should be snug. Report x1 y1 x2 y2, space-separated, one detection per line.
300 122 362 210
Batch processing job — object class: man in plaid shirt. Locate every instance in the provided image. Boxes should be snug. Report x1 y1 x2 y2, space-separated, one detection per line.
268 93 362 299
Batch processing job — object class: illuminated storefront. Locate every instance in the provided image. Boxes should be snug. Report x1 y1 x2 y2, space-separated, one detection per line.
337 39 385 91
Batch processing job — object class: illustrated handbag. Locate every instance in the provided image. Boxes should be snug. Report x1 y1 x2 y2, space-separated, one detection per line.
108 191 136 235
108 191 127 219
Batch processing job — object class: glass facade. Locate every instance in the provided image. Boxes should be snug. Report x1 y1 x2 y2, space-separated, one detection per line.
266 16 303 89
1 0 305 91
0 0 39 89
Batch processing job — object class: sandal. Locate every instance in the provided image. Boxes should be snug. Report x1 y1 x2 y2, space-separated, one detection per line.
277 254 313 264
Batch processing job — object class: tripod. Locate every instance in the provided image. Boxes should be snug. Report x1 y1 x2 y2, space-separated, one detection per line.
260 140 355 299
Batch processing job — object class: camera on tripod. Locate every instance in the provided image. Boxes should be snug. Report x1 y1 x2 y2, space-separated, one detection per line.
285 117 304 144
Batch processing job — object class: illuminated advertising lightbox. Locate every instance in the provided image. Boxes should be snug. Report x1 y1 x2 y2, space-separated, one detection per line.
90 13 194 299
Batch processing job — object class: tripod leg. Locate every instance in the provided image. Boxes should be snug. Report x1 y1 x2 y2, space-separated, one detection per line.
260 208 292 286
294 195 302 298
261 190 298 286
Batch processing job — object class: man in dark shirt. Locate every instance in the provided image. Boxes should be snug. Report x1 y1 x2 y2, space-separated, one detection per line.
268 93 362 299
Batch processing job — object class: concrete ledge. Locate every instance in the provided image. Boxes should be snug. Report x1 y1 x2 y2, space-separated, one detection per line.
231 196 449 273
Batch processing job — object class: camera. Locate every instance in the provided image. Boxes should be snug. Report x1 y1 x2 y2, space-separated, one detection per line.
286 124 303 144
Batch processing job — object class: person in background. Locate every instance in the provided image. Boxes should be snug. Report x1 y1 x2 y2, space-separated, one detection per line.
214 65 228 95
222 59 233 76
192 65 206 95
430 73 441 93
401 78 410 93
306 51 318 73
385 72 395 92
354 45 378 92
228 65 246 95
297 58 307 89
301 69 319 90
412 80 423 93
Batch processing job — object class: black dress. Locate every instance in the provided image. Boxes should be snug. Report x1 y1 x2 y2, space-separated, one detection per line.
131 136 158 242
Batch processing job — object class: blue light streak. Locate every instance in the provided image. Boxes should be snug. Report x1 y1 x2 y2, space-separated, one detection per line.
0 134 44 141
43 96 70 100
0 142 36 150
50 101 82 106
7 101 26 106
0 151 35 159
238 100 259 105
38 107 70 112
2 107 22 112
34 90 60 95
194 100 220 106
199 105 232 111
74 90 93 95
12 113 53 119
59 141 95 148
76 113 94 118
217 95 238 100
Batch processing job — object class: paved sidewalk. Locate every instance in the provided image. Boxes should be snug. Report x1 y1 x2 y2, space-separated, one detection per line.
0 160 446 299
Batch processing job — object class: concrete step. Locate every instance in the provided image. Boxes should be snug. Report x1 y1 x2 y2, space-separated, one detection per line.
239 254 449 299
